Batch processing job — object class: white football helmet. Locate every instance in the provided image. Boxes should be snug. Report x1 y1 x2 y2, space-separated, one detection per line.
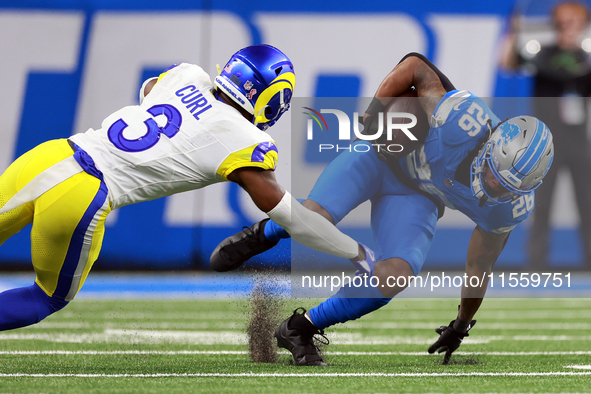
471 116 554 204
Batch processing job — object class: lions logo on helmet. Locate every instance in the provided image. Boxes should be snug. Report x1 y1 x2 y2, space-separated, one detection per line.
214 44 296 131
471 116 554 204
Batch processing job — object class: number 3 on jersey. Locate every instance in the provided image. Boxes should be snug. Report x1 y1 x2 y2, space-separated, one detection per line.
108 104 182 152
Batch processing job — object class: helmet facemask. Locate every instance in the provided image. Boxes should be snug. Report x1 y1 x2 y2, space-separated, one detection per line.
214 45 295 131
471 143 531 205
253 88 293 131
471 116 553 205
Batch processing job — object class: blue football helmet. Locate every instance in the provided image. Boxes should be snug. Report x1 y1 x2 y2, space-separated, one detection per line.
214 44 296 131
471 116 554 204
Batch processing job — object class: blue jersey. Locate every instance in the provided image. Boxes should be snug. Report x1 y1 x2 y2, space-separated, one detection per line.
402 90 535 234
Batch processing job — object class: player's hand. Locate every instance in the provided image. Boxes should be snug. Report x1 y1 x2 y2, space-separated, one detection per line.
428 319 476 364
351 243 377 277
359 115 382 137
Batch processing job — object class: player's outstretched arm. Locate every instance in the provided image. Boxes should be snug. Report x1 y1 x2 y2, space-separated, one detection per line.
460 226 510 318
365 53 449 121
227 167 364 260
428 226 509 363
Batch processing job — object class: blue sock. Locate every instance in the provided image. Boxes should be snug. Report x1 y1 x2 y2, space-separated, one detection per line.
263 219 290 242
308 280 391 329
0 283 69 331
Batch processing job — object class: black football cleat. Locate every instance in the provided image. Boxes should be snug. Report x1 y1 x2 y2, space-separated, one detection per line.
275 308 329 366
210 219 279 272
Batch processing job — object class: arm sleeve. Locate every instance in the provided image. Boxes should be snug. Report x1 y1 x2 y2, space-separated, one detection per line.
266 192 359 259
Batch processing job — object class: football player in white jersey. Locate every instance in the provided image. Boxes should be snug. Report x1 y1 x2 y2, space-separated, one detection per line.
0 45 375 331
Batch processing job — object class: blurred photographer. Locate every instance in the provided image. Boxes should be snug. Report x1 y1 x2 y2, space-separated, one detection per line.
500 1 591 269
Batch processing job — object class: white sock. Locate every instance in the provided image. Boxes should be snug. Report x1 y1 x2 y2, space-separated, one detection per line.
304 312 317 327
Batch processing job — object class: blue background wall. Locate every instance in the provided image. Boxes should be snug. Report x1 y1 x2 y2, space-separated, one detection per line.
0 0 585 270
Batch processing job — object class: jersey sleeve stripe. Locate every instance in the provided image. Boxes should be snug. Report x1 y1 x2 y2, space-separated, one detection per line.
431 90 471 127
156 64 179 83
217 142 278 180
251 142 278 163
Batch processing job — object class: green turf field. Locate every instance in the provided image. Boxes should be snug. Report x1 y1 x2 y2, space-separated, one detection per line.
1 297 590 393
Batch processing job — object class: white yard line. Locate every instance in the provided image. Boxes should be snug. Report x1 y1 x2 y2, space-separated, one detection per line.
0 372 589 378
33 321 591 330
345 322 591 330
564 365 591 369
5 327 591 345
3 330 591 345
2 350 591 356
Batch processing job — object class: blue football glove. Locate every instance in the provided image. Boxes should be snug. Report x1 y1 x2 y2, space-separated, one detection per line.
350 243 377 277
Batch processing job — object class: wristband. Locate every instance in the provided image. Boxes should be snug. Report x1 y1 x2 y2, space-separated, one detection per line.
453 319 471 334
365 97 386 117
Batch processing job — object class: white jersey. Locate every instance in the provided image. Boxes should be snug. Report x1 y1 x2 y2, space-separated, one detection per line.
70 63 278 210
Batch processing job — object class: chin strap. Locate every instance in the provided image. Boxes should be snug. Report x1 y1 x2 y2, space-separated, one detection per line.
471 118 511 208
478 195 488 208
471 166 489 207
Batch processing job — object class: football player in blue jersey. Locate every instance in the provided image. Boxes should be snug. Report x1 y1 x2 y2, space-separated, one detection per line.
210 52 555 366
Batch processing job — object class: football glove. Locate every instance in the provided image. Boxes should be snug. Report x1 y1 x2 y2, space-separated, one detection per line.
359 114 383 138
428 319 476 364
359 97 386 137
351 243 377 277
